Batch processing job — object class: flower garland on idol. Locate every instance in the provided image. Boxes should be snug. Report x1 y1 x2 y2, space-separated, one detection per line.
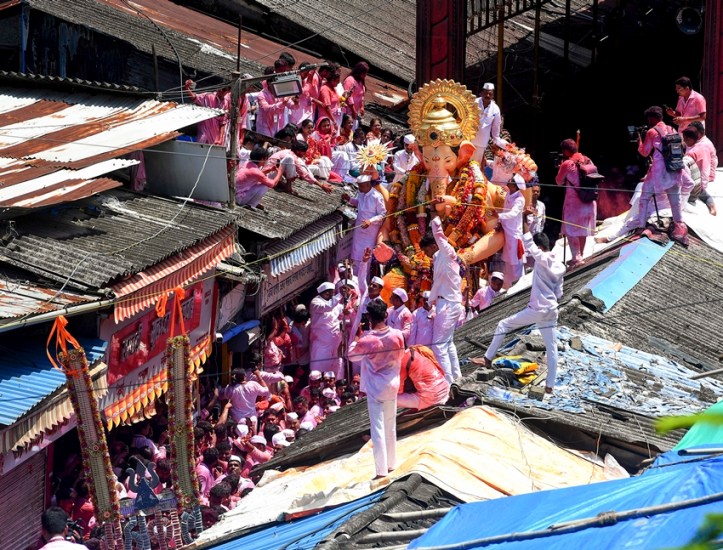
371 79 538 306
385 160 489 304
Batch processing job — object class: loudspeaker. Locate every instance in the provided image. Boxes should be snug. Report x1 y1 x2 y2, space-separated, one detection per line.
676 6 703 35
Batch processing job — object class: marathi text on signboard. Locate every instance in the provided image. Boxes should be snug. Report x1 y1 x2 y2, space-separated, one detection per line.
258 255 324 315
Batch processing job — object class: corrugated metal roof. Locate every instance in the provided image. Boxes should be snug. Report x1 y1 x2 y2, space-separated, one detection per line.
98 0 407 108
0 279 98 320
236 185 346 240
0 86 222 208
0 70 143 93
0 188 236 291
3 0 406 109
0 338 107 427
265 213 342 276
249 0 596 83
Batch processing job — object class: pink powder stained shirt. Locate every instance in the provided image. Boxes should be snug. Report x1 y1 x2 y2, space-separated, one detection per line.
256 84 292 138
348 326 405 401
349 188 386 262
223 381 270 421
554 152 597 237
676 90 706 134
288 74 316 125
192 92 226 145
265 149 317 185
639 122 687 193
235 165 276 203
387 305 413 341
686 140 712 189
701 136 718 185
398 348 450 410
408 306 435 347
319 84 342 128
470 285 500 311
195 462 215 498
242 446 272 478
343 75 366 118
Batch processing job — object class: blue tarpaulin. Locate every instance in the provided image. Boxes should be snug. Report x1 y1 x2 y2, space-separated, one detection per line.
209 490 382 550
584 238 672 311
409 453 723 550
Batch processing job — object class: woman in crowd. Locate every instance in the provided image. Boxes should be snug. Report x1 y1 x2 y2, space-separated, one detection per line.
296 118 314 142
343 61 369 127
256 66 293 138
318 71 343 134
288 61 316 126
337 114 355 146
366 118 383 142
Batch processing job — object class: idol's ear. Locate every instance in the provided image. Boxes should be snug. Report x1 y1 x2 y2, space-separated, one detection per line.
457 140 476 167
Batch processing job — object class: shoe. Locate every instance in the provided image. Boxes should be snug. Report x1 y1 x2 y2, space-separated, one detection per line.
670 221 689 247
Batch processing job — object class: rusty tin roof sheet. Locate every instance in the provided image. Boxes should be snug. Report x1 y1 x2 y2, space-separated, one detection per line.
0 86 221 208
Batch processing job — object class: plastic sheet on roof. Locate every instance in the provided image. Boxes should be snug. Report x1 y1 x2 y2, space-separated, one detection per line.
194 406 622 547
201 491 382 550
584 237 673 311
595 172 723 254
409 452 723 550
485 326 723 418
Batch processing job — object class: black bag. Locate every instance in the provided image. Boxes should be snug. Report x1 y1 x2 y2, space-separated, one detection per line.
654 126 684 172
574 157 604 203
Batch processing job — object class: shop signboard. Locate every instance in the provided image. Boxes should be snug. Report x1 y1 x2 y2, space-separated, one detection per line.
99 278 214 410
257 254 324 316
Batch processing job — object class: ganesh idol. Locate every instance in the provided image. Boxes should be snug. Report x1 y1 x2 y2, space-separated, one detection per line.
364 80 537 305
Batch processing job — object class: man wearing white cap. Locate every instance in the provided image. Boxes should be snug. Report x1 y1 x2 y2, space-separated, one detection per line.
392 134 420 184
420 217 464 383
341 175 387 265
409 291 435 347
271 432 291 451
309 282 344 378
469 272 504 316
387 288 413 342
471 82 502 164
484 209 565 394
497 173 527 288
347 247 386 355
300 369 322 402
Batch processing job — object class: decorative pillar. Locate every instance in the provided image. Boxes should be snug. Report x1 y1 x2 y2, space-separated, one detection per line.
416 0 466 84
702 0 722 155
49 318 123 549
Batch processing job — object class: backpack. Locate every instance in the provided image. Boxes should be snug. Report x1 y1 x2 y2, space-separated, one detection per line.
574 157 604 203
654 126 684 172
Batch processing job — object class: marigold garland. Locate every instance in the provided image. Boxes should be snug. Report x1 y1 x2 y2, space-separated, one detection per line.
166 336 202 527
61 347 123 544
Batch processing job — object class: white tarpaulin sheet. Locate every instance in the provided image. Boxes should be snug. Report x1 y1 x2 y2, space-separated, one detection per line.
192 406 625 548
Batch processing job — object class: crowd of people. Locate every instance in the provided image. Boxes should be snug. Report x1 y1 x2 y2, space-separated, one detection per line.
182 52 423 212
37 71 719 548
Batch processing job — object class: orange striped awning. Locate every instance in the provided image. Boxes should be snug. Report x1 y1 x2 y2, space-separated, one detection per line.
111 225 235 323
103 335 211 429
